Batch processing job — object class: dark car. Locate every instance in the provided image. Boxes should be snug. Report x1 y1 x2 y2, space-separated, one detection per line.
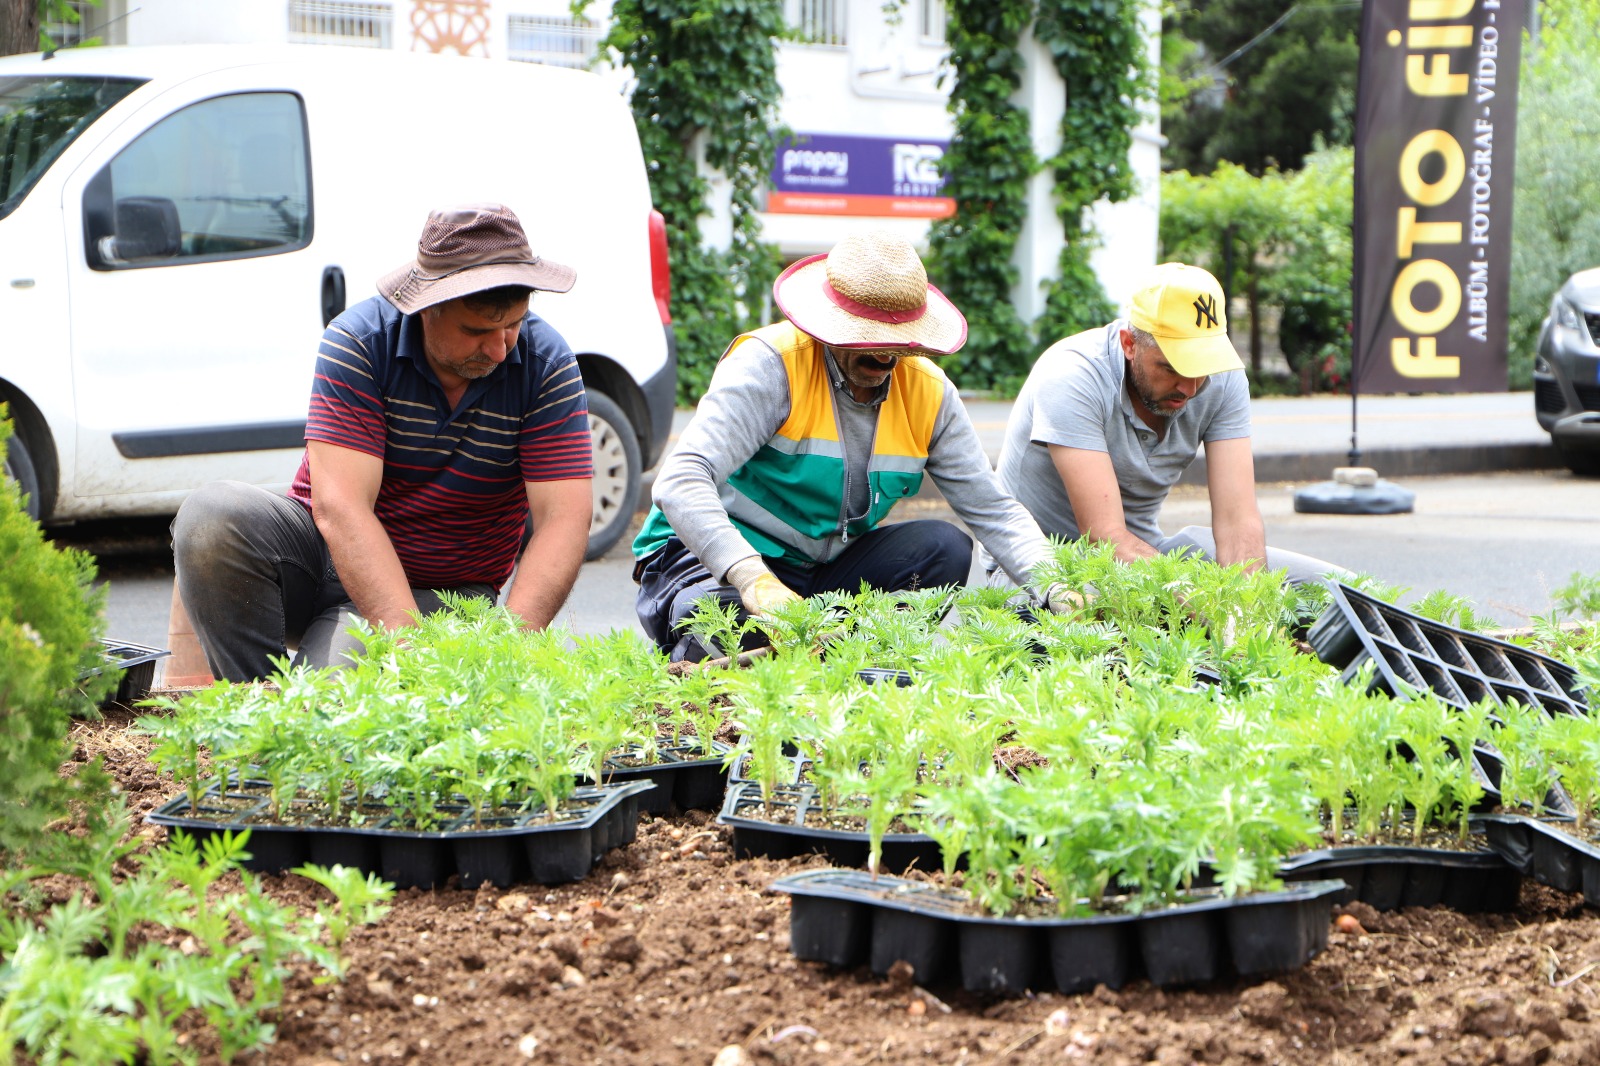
1534 267 1600 475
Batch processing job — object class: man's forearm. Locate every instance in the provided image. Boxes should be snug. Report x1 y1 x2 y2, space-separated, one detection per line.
1084 526 1162 565
1211 517 1266 573
502 519 587 631
316 508 420 631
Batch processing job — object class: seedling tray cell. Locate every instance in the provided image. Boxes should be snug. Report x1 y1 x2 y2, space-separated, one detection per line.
148 780 652 888
1307 583 1588 718
593 741 733 815
958 922 1044 996
718 781 944 874
1478 814 1600 901
771 869 1347 994
1137 908 1224 986
1279 844 1521 913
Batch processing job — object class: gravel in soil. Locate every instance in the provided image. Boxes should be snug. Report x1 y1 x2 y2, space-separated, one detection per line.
47 707 1600 1065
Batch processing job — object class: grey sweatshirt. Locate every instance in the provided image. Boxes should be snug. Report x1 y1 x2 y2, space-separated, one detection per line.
652 338 1049 586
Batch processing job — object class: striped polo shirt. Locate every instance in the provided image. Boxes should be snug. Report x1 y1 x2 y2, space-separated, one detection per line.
288 295 591 589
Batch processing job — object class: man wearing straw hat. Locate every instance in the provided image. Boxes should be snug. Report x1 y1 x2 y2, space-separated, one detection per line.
986 261 1342 585
173 203 593 681
633 230 1065 662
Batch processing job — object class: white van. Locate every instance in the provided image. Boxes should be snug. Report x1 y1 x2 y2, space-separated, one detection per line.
0 44 675 558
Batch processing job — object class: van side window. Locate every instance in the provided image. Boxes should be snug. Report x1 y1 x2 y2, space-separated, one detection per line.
91 92 311 266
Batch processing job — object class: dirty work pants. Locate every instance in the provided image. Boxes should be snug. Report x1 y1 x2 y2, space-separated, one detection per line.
171 480 496 682
635 519 973 662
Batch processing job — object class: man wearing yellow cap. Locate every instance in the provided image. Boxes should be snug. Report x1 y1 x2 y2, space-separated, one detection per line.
990 262 1340 583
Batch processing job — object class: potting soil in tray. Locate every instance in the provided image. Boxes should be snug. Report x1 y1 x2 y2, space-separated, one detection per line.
588 740 732 815
771 869 1348 995
1279 842 1521 913
1307 583 1587 717
1477 813 1600 905
148 779 653 890
718 780 943 874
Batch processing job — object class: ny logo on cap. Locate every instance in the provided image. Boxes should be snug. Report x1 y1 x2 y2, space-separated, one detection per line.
1193 294 1219 329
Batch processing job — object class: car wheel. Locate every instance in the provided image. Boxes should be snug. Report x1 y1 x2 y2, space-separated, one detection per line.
585 390 642 561
3 428 41 521
1558 444 1600 478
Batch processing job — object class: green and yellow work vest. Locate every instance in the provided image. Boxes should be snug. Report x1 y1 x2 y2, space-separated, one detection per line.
632 322 946 569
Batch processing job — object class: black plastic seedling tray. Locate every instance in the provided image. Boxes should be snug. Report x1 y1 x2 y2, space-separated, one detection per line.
1308 583 1587 716
1478 813 1600 904
1279 843 1521 913
719 781 943 874
857 667 916 687
771 869 1347 995
148 779 653 889
83 639 171 709
590 741 733 815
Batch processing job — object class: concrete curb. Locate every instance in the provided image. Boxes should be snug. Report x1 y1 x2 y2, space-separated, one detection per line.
1181 442 1560 487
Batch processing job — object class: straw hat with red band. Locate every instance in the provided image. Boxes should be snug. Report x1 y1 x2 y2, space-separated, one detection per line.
771 231 967 356
378 203 576 315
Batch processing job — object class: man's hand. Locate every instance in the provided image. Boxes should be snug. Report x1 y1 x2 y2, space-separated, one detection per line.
726 557 802 617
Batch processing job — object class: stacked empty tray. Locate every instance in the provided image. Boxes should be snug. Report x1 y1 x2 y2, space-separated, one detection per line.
1308 583 1587 813
1308 583 1587 717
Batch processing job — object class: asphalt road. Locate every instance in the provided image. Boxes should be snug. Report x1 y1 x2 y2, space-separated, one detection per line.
52 467 1600 681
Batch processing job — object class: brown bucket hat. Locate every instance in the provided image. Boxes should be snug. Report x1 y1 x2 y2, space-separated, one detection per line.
378 203 576 314
771 230 967 356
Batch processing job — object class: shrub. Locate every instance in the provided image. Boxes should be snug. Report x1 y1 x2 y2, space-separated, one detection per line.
0 409 115 861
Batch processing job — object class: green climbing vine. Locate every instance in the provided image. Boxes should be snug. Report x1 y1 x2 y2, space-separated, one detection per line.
931 0 1148 388
1034 0 1148 345
925 0 1036 388
590 0 787 404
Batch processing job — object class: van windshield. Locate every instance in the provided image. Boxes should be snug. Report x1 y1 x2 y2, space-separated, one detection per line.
0 74 144 221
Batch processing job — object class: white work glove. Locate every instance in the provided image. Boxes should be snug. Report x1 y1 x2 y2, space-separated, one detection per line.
725 557 802 617
1042 582 1088 615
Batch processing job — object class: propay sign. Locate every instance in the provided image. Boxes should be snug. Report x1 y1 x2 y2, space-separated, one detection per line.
1353 0 1524 393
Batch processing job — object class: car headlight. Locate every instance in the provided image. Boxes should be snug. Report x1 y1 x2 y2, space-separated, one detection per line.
1554 294 1583 330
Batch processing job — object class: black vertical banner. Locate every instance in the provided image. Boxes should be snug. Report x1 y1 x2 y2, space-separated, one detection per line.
1353 0 1525 394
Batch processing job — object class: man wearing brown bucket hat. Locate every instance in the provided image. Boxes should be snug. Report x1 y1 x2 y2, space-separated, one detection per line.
172 203 593 681
632 230 1070 662
986 261 1344 585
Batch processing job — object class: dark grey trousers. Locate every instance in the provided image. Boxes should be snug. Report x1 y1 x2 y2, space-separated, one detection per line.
170 480 495 682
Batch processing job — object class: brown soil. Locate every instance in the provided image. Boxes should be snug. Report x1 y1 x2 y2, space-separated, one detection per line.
48 706 1600 1066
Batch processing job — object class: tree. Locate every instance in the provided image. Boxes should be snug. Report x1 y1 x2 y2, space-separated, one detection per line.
1 0 39 57
1162 0 1358 175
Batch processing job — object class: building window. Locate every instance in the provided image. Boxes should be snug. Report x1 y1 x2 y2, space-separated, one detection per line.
507 14 603 68
41 0 98 49
786 0 846 46
919 0 945 44
288 0 394 49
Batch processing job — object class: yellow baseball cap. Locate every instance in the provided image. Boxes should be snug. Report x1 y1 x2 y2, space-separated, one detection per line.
1127 262 1244 378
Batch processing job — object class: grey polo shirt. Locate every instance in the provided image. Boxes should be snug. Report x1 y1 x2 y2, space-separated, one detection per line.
993 320 1251 545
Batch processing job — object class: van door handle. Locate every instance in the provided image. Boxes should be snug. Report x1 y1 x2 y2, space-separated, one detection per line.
321 266 346 327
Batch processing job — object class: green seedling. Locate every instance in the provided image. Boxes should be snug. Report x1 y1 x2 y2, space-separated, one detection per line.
1535 713 1600 834
1488 699 1557 815
292 863 395 964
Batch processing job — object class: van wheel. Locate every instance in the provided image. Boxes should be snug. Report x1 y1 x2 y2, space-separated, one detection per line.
3 430 41 521
586 391 641 561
